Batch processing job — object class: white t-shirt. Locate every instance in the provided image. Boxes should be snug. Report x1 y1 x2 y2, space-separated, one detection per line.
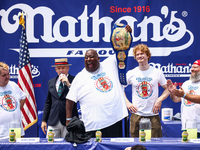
181 80 200 132
66 55 128 132
0 81 26 139
126 66 167 116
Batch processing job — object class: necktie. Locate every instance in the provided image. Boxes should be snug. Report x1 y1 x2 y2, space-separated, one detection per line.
58 82 63 97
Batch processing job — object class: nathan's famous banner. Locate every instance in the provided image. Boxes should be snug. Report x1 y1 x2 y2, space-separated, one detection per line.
0 0 198 127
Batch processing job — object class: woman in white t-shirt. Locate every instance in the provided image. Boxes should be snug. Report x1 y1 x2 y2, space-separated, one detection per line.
0 62 26 139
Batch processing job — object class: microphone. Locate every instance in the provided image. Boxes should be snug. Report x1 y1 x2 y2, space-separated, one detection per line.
63 81 67 86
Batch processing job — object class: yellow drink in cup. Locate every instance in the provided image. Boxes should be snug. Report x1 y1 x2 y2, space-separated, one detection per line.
187 128 197 139
144 129 151 140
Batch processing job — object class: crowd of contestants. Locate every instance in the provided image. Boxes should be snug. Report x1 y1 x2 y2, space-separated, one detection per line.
0 25 200 141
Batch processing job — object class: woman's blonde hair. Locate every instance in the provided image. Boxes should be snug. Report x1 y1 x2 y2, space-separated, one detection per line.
0 62 9 74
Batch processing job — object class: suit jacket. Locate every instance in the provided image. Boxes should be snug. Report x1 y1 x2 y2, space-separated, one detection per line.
42 74 78 126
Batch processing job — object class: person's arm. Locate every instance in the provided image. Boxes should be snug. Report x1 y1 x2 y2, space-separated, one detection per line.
124 92 137 113
174 87 200 104
153 84 170 113
66 98 74 126
20 98 26 110
41 88 52 135
184 93 200 104
169 93 182 103
41 121 47 135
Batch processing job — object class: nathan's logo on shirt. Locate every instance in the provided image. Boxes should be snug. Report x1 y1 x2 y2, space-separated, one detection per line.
184 90 195 107
136 78 153 99
0 95 17 112
91 73 113 93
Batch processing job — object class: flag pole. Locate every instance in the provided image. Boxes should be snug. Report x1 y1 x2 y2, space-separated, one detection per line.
18 12 38 131
19 12 25 29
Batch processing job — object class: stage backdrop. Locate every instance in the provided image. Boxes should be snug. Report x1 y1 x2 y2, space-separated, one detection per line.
0 0 199 137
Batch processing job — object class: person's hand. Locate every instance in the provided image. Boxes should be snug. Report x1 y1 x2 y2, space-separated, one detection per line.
41 121 47 135
125 25 132 33
126 102 137 113
60 74 70 86
167 79 177 93
153 100 162 114
174 87 185 97
61 76 69 84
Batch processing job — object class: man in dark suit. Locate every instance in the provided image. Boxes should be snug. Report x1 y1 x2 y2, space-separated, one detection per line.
41 58 78 138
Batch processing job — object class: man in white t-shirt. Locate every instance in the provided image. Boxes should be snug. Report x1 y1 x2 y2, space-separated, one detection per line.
0 62 26 139
66 49 128 137
66 25 132 137
167 59 200 138
125 44 169 137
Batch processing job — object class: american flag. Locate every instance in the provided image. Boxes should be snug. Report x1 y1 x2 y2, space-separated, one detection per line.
18 26 38 130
